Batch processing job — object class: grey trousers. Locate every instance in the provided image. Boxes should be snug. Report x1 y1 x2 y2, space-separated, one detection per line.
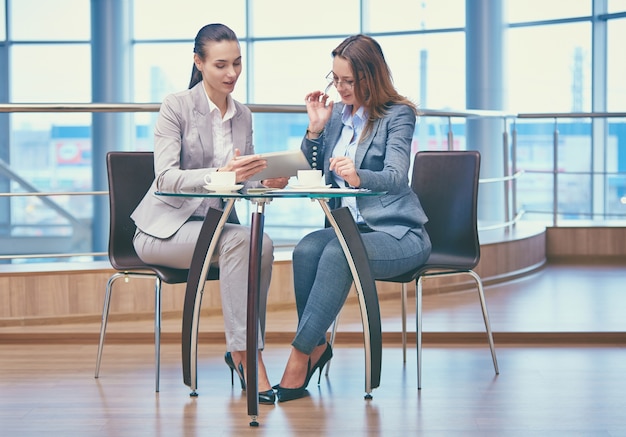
133 221 273 351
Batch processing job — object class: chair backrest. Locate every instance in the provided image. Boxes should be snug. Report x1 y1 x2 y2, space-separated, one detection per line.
411 150 481 269
106 151 156 270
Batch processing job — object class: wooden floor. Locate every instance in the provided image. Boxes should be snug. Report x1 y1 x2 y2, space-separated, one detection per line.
1 261 625 436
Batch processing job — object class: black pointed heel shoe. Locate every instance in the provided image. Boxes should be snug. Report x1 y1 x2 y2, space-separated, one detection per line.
276 343 333 403
311 343 333 385
224 352 276 405
276 358 311 403
224 352 246 390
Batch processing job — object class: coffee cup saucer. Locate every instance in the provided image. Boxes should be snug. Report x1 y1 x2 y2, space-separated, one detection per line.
202 184 244 193
289 183 332 191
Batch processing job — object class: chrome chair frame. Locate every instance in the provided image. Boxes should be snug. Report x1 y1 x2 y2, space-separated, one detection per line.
329 151 499 389
95 151 218 392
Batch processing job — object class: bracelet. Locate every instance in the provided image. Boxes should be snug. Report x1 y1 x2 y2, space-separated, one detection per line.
306 127 324 135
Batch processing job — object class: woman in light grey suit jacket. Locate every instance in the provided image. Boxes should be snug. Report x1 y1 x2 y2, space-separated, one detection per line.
131 24 287 405
275 35 432 402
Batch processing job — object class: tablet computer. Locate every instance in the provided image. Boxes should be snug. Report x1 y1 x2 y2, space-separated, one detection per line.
249 149 311 181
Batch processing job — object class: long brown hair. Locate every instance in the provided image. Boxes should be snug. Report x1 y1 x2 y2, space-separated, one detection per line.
188 23 239 89
331 34 418 138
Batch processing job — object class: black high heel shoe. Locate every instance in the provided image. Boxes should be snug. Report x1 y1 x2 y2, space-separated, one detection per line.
276 343 333 403
224 352 276 405
224 352 246 390
312 343 333 385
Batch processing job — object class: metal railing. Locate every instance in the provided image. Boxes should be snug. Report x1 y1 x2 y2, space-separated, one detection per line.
1 103 625 262
515 112 626 226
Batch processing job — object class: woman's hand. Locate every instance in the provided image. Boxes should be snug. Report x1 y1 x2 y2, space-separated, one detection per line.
219 149 267 183
262 177 289 189
329 156 360 187
304 90 333 135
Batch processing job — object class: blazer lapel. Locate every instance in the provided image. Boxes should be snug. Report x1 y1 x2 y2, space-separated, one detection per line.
191 84 214 166
324 111 344 175
231 108 245 153
354 118 380 169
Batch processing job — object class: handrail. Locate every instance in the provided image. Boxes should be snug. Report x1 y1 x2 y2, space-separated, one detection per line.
480 170 525 184
0 158 90 229
0 191 108 197
479 210 525 232
3 103 625 119
0 103 307 114
0 103 520 118
518 112 626 118
0 252 108 261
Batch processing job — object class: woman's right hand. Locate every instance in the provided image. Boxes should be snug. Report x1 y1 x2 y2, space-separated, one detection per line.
304 90 333 133
219 149 267 183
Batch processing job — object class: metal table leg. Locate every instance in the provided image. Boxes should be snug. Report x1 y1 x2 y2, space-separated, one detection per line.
318 203 382 398
181 197 267 426
181 202 235 394
246 200 266 426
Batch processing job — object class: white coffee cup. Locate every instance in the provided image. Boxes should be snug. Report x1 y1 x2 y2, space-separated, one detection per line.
297 169 323 187
204 171 236 186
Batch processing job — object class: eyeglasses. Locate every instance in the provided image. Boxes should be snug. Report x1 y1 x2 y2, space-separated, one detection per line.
325 71 358 90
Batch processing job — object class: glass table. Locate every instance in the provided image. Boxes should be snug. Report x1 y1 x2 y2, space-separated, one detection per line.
156 187 385 426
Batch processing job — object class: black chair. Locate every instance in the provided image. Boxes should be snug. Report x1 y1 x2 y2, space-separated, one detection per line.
94 151 219 392
329 150 498 389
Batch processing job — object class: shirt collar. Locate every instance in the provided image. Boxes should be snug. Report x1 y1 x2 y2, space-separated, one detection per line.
203 87 237 121
341 105 367 128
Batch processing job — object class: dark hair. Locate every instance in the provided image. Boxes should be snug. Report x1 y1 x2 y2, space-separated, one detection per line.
188 23 239 89
332 34 418 137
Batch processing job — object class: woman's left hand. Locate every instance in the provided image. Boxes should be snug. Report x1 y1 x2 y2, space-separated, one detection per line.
262 177 289 189
329 156 360 187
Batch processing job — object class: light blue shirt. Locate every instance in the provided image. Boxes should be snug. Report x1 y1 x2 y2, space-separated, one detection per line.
332 105 367 223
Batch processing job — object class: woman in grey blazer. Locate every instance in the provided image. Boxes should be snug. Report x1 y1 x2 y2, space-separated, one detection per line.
275 35 432 402
131 24 287 404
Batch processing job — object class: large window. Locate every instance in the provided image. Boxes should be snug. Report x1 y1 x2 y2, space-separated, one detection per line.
250 0 360 37
378 33 465 109
133 0 247 39
507 22 592 112
607 17 626 112
9 0 90 40
3 0 92 262
507 0 590 22
368 0 464 31
0 0 5 40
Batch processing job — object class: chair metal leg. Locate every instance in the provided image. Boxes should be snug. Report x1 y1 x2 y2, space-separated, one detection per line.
95 271 164 391
468 270 499 375
416 277 423 390
401 283 408 363
154 277 162 392
326 284 353 377
325 310 341 377
95 273 121 378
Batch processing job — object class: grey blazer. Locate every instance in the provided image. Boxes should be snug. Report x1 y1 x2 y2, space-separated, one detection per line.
131 83 254 239
301 102 428 240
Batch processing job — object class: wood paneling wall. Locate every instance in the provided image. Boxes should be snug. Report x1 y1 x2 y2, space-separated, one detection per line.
546 227 626 258
0 225 575 326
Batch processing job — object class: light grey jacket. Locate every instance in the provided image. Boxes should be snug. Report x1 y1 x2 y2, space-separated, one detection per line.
301 102 428 240
131 83 254 239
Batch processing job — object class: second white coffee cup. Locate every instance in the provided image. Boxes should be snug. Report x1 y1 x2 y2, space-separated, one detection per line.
297 169 323 187
205 171 236 186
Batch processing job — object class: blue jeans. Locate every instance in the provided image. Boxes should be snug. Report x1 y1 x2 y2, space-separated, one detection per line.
291 226 431 354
